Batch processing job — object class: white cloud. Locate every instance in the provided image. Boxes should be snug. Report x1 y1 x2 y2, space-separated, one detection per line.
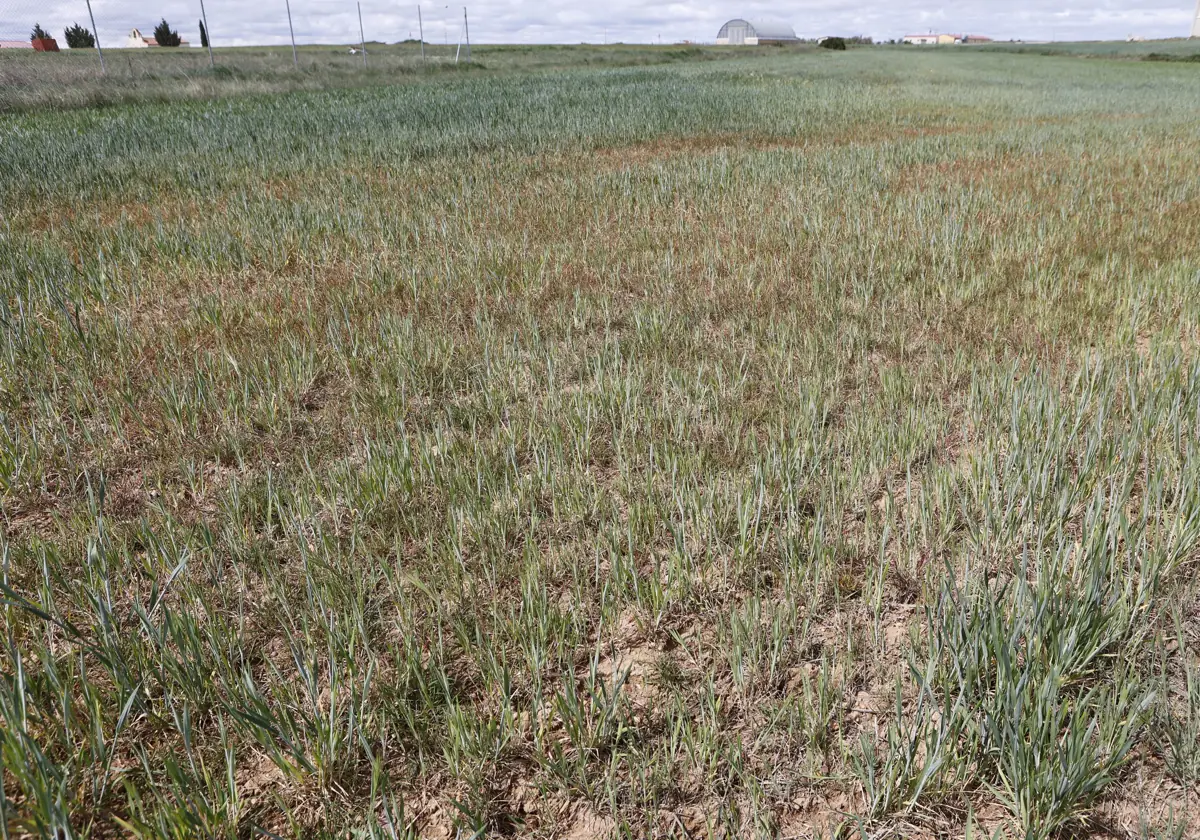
2 0 1196 48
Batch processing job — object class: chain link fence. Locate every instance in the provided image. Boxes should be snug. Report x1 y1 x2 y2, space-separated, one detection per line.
1 0 476 74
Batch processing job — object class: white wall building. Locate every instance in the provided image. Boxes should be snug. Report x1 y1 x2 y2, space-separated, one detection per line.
124 28 191 48
125 28 155 48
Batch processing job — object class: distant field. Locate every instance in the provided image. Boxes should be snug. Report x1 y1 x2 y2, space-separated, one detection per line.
5 38 1198 111
0 43 785 111
976 38 1200 59
2 46 1200 839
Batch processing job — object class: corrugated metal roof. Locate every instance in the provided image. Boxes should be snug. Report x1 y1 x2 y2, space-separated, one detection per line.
744 19 798 40
718 18 798 41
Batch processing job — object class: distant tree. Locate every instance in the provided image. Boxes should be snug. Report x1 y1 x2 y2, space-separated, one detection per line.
154 18 182 47
64 23 96 49
820 36 847 51
31 23 50 40
199 19 209 48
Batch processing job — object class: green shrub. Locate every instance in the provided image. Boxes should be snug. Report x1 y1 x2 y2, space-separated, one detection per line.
820 37 847 51
1142 52 1200 63
63 23 95 49
153 18 182 48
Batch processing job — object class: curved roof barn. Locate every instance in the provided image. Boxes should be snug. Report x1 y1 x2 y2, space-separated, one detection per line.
716 19 798 45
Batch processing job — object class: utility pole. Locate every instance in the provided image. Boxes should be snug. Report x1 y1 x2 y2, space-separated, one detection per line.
463 7 470 61
1192 0 1200 38
285 0 299 67
85 0 105 73
358 2 368 66
199 0 215 67
418 5 425 60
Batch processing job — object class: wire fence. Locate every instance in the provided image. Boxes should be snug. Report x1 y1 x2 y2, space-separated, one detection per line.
0 0 477 72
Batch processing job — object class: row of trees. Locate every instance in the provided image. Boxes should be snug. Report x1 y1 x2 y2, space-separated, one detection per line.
32 22 92 48
145 18 210 47
29 19 204 50
32 22 95 48
151 19 211 47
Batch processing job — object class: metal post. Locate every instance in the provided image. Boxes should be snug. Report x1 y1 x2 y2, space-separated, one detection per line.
463 7 470 61
285 0 299 67
454 10 461 63
200 0 215 67
85 0 105 73
418 6 425 60
357 2 367 66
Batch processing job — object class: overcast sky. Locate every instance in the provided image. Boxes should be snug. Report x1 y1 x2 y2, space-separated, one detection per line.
3 0 1196 47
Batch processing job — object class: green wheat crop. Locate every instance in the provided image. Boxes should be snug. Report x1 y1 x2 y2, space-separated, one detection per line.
1 44 1198 839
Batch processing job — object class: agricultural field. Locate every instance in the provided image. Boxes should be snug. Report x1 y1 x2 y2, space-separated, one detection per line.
976 39 1200 60
2 44 1200 839
0 43 759 112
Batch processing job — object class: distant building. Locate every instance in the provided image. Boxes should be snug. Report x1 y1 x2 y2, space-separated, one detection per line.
126 29 159 47
903 33 990 45
0 40 34 49
716 19 798 45
126 28 156 47
125 28 190 48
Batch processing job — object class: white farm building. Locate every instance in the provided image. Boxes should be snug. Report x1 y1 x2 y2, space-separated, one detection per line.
124 28 190 48
716 19 798 45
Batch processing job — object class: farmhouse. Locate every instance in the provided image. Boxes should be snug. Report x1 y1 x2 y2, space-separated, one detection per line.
125 28 190 48
0 40 34 49
716 19 798 45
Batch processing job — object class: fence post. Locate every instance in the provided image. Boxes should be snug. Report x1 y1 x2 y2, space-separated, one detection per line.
285 0 299 67
85 0 105 73
199 0 215 67
358 2 367 66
